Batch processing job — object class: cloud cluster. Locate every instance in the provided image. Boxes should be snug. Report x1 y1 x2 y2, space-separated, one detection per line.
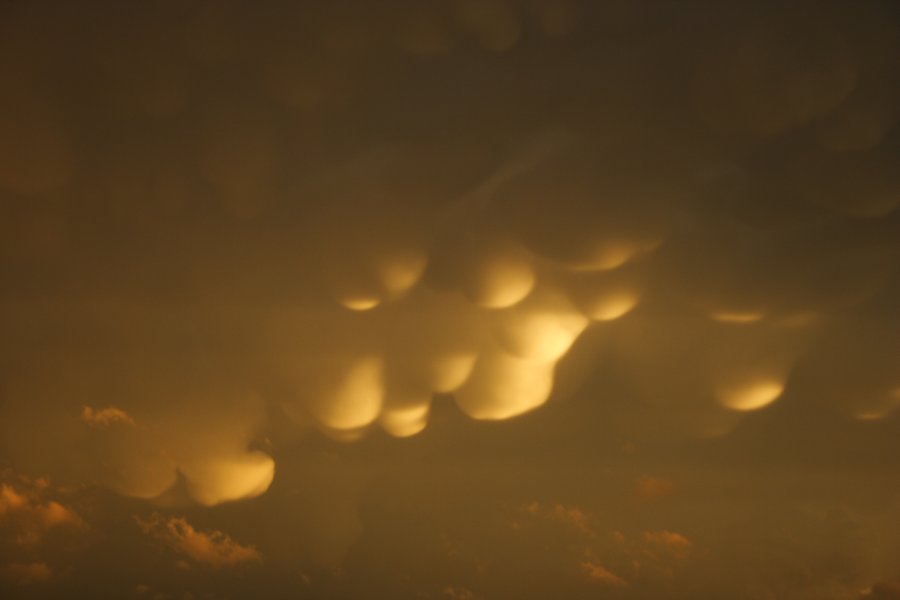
136 514 262 569
0 0 897 513
0 475 83 549
0 472 84 588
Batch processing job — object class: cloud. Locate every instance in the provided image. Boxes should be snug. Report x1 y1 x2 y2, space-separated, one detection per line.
642 530 692 551
4 0 900 506
516 500 696 590
581 560 627 587
81 405 135 427
4 381 275 506
0 1 898 596
517 501 593 535
0 472 88 592
863 581 900 600
548 504 592 535
0 474 84 549
136 514 262 569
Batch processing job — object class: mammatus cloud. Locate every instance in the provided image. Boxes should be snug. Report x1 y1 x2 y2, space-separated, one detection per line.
136 514 262 569
3 384 275 507
0 0 897 515
0 3 898 597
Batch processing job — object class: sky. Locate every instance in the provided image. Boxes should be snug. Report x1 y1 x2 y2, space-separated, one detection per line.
1 0 899 598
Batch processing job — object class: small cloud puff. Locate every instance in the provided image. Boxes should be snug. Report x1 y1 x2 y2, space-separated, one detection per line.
581 560 627 587
81 405 136 427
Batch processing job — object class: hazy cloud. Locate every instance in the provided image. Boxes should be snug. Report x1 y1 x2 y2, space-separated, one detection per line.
863 581 900 600
0 560 53 585
0 0 898 597
634 476 674 501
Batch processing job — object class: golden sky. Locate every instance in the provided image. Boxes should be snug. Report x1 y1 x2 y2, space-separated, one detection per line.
1 1 899 598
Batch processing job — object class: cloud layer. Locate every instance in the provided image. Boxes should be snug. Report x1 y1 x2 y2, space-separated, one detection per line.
0 0 898 597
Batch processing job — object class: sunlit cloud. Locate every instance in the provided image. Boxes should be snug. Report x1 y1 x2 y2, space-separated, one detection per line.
179 453 275 508
81 406 135 428
0 0 898 596
490 288 588 362
578 289 641 322
307 356 385 433
336 296 381 312
710 311 766 324
0 476 84 548
379 402 430 438
560 241 645 272
460 248 536 309
642 530 692 553
716 378 785 412
581 561 627 587
136 514 262 569
455 349 556 420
